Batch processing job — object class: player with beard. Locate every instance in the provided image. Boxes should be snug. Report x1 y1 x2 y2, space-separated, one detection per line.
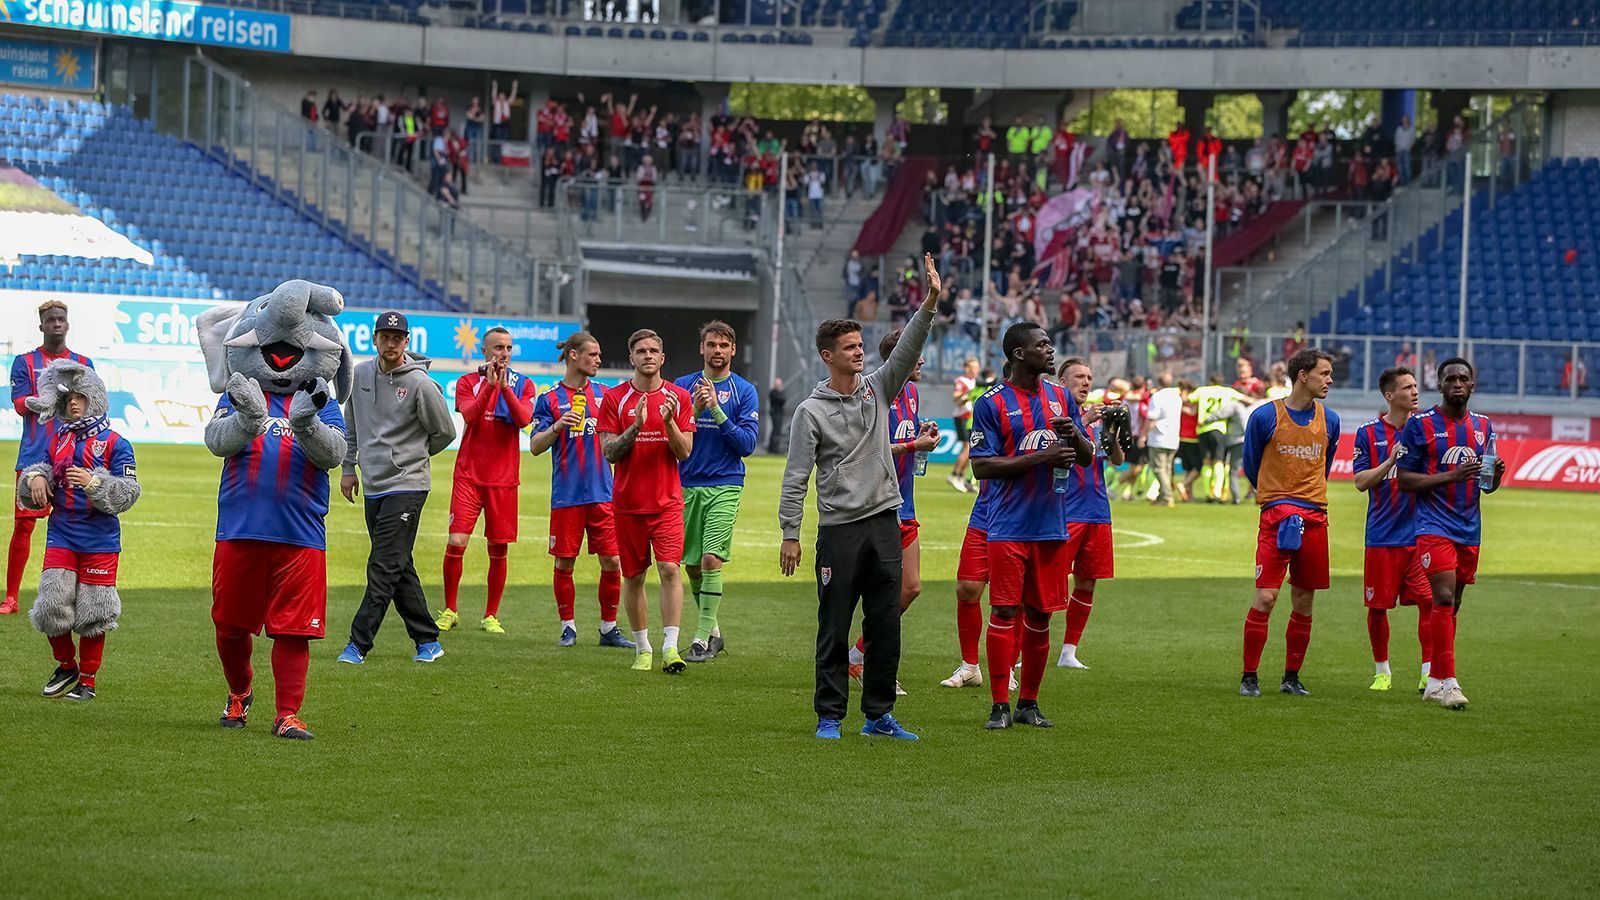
1397 358 1504 711
969 323 1091 730
1056 357 1127 670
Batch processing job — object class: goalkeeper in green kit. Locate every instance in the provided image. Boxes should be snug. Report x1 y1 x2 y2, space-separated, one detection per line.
674 321 761 663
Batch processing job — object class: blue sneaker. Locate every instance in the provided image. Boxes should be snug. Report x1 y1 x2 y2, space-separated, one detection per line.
815 717 842 740
413 641 445 663
861 714 919 740
559 625 578 647
598 627 636 649
336 642 365 665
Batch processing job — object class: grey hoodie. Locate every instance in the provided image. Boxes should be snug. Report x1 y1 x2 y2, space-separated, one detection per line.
341 353 456 495
780 304 933 541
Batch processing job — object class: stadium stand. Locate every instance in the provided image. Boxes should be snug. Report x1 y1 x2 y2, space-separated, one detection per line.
0 94 451 310
1312 158 1600 395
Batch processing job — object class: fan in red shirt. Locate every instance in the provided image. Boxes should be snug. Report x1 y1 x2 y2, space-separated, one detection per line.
438 327 535 635
599 329 696 674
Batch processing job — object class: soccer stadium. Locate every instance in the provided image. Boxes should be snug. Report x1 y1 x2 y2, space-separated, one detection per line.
1 0 1597 894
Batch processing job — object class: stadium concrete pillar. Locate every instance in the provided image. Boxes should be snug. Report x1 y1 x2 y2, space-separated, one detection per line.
1381 89 1417 136
1257 90 1293 139
697 82 728 144
523 82 548 144
1177 90 1213 136
985 90 1071 131
869 88 900 141
1432 90 1471 132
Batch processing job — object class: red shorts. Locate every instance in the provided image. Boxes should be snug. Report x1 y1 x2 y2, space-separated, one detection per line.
1064 521 1115 581
1363 545 1431 609
42 547 118 586
1416 534 1480 586
956 527 989 583
448 479 519 544
899 518 919 550
616 508 684 579
211 539 328 639
988 540 1069 612
1254 505 1330 591
549 502 619 558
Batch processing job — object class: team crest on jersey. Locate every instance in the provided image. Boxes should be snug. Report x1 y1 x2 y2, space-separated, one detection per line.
820 567 832 586
396 386 408 401
1047 399 1062 417
908 395 918 415
717 390 731 405
90 439 106 457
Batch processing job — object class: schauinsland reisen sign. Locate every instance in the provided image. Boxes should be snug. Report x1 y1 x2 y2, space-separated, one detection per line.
3 0 291 53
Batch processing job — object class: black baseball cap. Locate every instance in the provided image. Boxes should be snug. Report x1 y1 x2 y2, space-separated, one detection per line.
375 310 409 333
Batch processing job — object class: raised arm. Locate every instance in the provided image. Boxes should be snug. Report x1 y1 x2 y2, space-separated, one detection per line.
288 379 346 470
205 373 268 459
602 396 646 463
869 253 941 401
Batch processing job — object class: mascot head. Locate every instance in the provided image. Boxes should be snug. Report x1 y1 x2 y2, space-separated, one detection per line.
197 280 352 398
26 359 108 423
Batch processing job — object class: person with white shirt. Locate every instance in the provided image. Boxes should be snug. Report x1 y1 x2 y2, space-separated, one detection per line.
1393 114 1415 186
1144 372 1182 507
804 162 827 229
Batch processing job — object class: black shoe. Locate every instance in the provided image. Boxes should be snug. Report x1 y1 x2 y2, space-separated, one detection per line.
220 691 253 728
708 634 725 657
1239 673 1261 697
64 682 95 701
684 639 714 663
985 702 1013 730
1280 672 1311 696
1014 701 1054 728
42 665 79 698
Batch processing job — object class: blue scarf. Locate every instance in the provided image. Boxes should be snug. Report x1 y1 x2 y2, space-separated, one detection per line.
487 369 526 424
52 414 110 482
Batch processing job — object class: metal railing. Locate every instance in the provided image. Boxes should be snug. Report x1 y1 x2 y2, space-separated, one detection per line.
1289 30 1600 48
1231 101 1546 338
551 179 781 255
1031 0 1260 36
1214 331 1596 400
165 53 576 318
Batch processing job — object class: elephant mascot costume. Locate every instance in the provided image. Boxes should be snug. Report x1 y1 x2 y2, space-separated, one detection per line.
18 360 139 702
197 280 351 741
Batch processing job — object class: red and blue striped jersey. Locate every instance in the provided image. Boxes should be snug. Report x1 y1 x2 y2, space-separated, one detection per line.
44 426 135 553
214 392 345 549
10 348 93 471
532 382 612 509
1352 414 1416 548
1063 421 1111 524
888 383 920 522
968 379 1080 542
1397 406 1494 544
967 478 994 533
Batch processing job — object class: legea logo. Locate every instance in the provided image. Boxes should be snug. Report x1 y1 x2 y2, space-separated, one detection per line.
1514 445 1600 484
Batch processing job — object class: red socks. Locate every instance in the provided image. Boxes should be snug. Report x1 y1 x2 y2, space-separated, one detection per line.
1242 607 1271 674
598 569 621 625
1367 608 1390 663
985 611 1017 704
78 634 104 684
553 566 576 621
1430 603 1458 679
271 637 310 719
485 543 508 618
48 632 76 668
1064 589 1093 646
956 599 982 666
1019 607 1051 702
1416 602 1433 664
6 516 35 601
215 626 254 695
1285 612 1313 672
442 544 466 612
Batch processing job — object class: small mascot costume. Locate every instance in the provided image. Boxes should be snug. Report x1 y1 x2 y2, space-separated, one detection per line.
17 360 139 701
198 281 351 741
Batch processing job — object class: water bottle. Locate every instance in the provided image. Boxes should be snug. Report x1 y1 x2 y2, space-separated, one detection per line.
914 450 928 476
1053 465 1071 493
1477 434 1497 491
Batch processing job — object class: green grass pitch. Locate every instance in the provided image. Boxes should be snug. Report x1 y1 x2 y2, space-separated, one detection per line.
0 443 1596 897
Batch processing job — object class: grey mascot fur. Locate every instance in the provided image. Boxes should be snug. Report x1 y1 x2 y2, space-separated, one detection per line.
16 360 140 638
198 280 351 466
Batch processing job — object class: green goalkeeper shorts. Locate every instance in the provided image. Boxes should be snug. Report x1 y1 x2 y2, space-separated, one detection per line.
681 484 743 565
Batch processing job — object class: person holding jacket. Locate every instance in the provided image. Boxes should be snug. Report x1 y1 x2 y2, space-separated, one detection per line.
779 253 941 742
337 311 456 664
